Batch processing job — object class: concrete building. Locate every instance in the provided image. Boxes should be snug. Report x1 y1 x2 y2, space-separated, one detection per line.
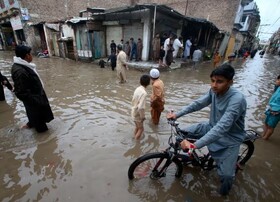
0 0 128 51
219 0 255 58
267 27 280 55
0 1 220 61
0 0 259 61
73 5 219 61
235 1 260 52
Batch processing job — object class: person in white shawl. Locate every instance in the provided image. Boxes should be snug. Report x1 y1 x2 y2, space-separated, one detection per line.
11 45 54 133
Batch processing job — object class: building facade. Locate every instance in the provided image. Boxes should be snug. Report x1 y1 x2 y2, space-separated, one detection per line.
233 1 260 53
0 0 260 61
267 27 280 55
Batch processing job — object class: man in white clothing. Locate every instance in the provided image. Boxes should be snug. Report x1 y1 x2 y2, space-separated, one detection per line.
163 33 175 66
192 47 203 68
184 37 192 60
172 37 183 58
116 44 128 83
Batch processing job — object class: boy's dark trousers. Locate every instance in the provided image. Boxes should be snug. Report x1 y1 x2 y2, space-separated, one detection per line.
0 85 5 101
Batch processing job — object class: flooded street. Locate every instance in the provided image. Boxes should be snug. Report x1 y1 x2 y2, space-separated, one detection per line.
1 51 280 202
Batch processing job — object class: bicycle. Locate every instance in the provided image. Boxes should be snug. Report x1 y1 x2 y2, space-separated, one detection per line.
128 119 261 180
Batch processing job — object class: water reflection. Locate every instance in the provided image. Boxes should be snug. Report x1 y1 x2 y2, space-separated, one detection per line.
124 133 160 159
0 101 14 129
0 136 72 201
128 178 187 202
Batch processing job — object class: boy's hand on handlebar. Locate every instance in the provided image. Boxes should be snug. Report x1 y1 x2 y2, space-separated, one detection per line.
167 111 176 120
180 140 196 150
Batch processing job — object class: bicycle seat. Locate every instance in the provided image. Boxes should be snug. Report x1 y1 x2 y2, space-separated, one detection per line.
245 130 261 141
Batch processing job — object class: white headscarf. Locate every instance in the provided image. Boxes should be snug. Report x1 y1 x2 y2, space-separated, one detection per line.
13 56 44 88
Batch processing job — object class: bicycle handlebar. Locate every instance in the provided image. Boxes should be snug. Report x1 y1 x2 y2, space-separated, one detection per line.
167 118 261 143
167 118 178 126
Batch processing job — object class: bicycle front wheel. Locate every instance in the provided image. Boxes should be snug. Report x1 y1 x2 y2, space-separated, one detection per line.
128 152 183 180
238 140 254 165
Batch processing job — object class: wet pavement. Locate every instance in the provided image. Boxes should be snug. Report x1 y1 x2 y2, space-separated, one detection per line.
1 51 280 202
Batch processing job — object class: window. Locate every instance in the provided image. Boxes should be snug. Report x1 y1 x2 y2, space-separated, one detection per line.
241 16 247 23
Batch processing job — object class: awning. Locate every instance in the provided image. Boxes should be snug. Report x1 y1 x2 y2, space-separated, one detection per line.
88 4 219 31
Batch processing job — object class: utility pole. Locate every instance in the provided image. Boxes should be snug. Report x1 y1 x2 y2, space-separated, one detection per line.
184 0 189 16
153 5 157 38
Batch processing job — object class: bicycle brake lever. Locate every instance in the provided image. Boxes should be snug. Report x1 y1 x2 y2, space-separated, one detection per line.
187 148 194 156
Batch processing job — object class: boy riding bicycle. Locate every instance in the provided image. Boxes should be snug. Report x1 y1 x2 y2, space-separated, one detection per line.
167 64 247 196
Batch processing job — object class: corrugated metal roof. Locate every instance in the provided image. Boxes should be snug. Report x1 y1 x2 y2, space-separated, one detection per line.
72 4 219 31
98 4 219 31
104 4 183 19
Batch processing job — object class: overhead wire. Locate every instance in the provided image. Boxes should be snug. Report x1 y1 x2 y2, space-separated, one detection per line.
262 0 280 34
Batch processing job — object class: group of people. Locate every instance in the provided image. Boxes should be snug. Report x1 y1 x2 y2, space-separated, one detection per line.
152 32 184 67
109 33 262 72
1 44 280 197
110 38 143 63
102 42 139 84
130 62 280 196
237 48 259 59
131 63 246 195
106 38 143 73
151 33 204 68
131 68 165 140
213 48 251 68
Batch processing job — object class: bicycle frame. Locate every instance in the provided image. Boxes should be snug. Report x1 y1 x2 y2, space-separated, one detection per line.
159 120 214 171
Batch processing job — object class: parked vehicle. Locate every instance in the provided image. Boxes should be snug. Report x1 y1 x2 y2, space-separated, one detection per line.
37 49 49 58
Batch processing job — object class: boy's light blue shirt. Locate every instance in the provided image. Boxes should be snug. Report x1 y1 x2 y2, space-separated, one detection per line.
176 87 247 152
269 87 280 112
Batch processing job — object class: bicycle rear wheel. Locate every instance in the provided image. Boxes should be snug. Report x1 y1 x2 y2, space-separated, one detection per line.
128 152 183 180
238 140 254 165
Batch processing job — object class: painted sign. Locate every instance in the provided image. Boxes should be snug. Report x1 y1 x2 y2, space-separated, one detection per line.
10 15 23 30
21 8 30 20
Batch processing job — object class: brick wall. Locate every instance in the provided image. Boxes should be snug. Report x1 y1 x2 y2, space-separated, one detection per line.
186 0 239 32
20 0 239 32
139 0 240 32
19 0 130 23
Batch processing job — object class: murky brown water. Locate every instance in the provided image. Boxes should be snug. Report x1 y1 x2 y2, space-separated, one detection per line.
1 51 280 202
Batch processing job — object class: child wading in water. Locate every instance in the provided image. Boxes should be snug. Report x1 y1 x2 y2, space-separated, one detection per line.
213 50 221 68
150 68 165 125
131 74 150 139
262 75 280 140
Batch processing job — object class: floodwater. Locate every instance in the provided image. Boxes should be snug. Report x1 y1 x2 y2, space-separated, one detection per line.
0 51 280 202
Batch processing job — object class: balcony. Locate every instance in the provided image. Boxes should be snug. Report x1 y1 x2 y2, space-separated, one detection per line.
241 0 253 6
